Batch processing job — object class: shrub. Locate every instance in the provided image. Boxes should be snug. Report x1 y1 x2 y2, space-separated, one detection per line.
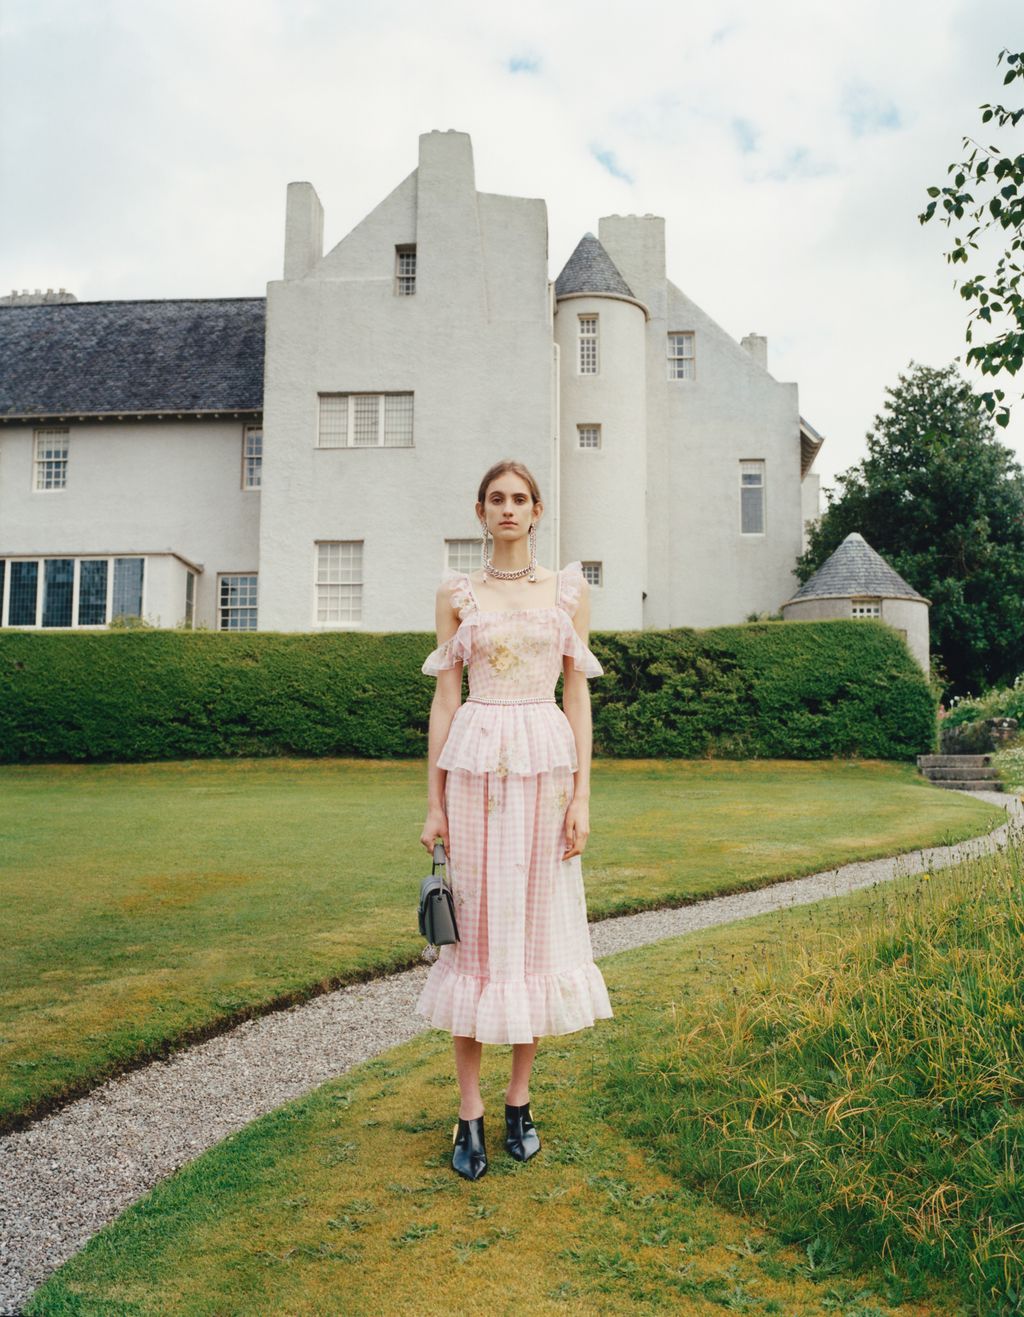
944 673 1024 728
0 618 935 764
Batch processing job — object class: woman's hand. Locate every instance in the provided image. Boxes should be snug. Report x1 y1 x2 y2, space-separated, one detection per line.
562 797 590 860
420 806 450 857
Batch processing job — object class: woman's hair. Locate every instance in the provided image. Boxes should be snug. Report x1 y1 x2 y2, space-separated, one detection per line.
476 460 543 509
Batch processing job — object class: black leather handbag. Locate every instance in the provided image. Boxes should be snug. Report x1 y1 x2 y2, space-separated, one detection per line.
418 841 460 956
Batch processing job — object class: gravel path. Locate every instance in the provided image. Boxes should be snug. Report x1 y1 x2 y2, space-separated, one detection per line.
2 791 1020 1315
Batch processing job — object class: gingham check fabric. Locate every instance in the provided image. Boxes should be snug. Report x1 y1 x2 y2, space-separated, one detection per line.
416 563 614 1043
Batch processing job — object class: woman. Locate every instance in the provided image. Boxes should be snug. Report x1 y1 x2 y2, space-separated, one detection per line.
417 459 613 1181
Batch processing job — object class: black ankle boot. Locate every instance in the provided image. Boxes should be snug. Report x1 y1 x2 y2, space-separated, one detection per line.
452 1115 488 1180
504 1102 541 1162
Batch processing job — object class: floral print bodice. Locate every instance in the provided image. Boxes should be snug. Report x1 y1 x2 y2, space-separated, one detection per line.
421 561 603 776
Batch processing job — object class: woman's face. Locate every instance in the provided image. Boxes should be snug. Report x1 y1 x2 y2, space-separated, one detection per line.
478 474 540 539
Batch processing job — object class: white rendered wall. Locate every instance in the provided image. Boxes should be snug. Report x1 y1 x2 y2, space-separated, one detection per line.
599 215 805 629
881 597 929 673
141 553 193 628
0 420 259 628
259 131 556 633
554 294 647 628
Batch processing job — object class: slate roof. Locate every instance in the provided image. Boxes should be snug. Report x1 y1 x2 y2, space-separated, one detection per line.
799 416 824 476
555 232 635 299
0 298 266 418
789 532 927 602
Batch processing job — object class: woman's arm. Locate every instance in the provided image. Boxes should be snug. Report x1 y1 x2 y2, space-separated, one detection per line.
561 579 594 858
420 585 464 852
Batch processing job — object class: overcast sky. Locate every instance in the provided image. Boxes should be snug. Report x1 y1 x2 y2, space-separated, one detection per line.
2 0 1022 490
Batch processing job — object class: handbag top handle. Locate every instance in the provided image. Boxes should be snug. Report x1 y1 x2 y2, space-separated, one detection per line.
432 840 447 868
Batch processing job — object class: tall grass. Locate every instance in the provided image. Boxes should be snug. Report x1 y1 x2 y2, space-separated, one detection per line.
606 824 1024 1314
994 742 1024 793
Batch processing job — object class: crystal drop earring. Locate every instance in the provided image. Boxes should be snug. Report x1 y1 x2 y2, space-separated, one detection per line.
528 522 537 582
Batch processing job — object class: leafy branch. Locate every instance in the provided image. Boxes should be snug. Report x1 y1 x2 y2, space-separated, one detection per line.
919 48 1024 429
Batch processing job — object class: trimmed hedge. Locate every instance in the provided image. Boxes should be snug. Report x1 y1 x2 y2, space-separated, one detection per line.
0 619 935 764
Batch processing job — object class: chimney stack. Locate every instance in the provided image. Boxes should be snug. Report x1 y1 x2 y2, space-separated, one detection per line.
741 333 767 370
283 181 325 280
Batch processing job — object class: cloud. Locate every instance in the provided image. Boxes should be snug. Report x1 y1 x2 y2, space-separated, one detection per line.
0 0 1021 482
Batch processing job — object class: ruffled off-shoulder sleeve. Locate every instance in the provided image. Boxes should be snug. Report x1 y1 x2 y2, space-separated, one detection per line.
421 570 477 676
558 563 603 678
421 628 471 675
559 615 604 678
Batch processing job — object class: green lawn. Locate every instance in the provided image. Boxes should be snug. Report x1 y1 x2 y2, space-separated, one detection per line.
26 842 985 1316
0 757 1005 1132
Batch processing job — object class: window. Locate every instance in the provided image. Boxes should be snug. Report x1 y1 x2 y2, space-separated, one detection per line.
581 562 602 587
395 245 416 295
577 424 601 449
316 541 362 625
78 560 108 626
112 558 145 619
218 574 258 631
33 428 69 490
42 559 74 628
446 539 482 573
184 572 196 628
0 555 144 627
740 460 765 534
578 315 599 374
851 599 881 618
668 332 695 380
243 426 262 490
318 394 414 448
8 561 38 625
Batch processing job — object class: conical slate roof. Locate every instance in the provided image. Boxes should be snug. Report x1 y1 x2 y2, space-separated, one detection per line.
789 532 927 602
555 232 634 299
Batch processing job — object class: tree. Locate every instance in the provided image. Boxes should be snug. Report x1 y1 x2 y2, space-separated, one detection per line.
797 362 1024 699
919 48 1024 430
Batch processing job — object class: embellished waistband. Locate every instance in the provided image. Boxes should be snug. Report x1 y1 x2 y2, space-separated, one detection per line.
466 696 557 705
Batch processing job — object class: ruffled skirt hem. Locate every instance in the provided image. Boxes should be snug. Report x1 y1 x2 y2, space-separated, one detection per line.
414 957 614 1044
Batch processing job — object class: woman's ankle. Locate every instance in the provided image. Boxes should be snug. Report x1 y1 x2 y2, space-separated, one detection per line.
458 1101 485 1120
504 1090 530 1107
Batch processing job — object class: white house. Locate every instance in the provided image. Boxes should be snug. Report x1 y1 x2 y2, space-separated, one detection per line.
0 130 824 634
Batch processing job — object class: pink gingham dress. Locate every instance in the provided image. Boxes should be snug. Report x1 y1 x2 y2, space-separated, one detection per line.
415 561 614 1044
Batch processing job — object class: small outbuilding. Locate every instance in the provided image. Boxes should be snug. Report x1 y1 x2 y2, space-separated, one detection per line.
781 531 930 673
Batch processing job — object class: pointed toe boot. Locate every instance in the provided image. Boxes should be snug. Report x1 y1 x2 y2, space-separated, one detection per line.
452 1115 488 1180
504 1102 541 1162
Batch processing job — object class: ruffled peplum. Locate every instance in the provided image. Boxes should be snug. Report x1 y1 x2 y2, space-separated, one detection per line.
414 955 614 1044
437 698 579 774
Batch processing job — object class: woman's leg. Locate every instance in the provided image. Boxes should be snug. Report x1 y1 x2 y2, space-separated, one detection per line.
505 1039 539 1105
454 1035 485 1118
